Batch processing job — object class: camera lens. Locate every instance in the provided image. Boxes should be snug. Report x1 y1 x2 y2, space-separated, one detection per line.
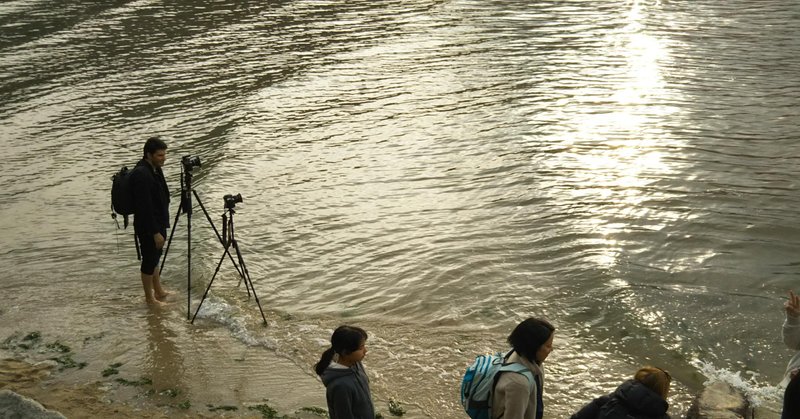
182 155 201 169
223 193 243 208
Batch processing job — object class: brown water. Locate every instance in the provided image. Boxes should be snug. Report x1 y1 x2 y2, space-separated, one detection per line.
1 0 799 417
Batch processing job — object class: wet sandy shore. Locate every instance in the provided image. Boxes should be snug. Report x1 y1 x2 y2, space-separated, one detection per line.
0 298 427 419
0 330 328 418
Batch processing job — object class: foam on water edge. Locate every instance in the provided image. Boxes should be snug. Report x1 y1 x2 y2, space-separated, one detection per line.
694 360 784 407
192 295 277 350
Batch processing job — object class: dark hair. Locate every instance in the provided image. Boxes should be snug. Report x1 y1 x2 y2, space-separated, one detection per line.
507 317 555 364
314 325 368 376
143 136 167 158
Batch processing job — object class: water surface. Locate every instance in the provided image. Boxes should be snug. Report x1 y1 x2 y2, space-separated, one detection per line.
1 0 798 416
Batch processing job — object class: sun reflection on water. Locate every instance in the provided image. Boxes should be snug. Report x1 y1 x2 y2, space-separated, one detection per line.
539 1 688 270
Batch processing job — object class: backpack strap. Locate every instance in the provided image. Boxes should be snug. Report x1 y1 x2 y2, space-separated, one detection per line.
111 205 120 229
498 350 536 392
497 363 535 393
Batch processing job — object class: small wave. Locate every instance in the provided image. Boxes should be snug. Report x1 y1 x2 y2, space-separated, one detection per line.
193 296 277 349
693 360 783 407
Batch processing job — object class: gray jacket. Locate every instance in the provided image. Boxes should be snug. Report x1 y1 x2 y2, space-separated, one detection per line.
321 361 375 419
491 351 544 419
783 312 800 386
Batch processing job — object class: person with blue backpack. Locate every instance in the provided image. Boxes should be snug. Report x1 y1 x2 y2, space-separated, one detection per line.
314 325 375 419
491 318 555 419
462 318 555 419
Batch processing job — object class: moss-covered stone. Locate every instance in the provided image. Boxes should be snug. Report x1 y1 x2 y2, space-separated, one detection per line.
45 341 71 353
248 402 283 418
208 404 239 412
102 362 123 377
298 406 327 416
115 377 152 386
51 354 87 371
388 398 405 416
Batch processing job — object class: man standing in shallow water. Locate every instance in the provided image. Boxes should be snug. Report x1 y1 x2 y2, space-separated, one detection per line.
130 137 171 306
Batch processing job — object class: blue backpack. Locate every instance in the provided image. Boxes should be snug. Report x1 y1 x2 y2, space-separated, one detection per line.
460 351 534 419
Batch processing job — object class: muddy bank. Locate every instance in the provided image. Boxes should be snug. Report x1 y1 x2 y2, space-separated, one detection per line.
0 328 324 418
0 322 422 419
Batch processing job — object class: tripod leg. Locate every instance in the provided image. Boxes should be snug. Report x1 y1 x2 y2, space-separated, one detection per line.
230 239 268 326
230 239 252 297
194 190 246 280
191 245 228 324
186 213 192 320
160 205 183 276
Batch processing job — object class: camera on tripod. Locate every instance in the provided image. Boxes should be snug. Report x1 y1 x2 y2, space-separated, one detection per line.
224 193 243 209
164 151 266 325
182 155 201 171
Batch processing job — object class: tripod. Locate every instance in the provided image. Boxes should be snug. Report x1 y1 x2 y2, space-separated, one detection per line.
161 163 246 320
191 202 267 325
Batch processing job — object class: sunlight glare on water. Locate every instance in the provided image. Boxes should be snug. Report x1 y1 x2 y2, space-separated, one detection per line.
0 0 798 417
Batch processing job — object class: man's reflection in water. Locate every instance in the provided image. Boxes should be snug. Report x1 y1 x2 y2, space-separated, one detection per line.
145 311 185 397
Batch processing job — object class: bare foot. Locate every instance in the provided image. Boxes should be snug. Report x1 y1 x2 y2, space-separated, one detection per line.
146 298 168 308
155 290 170 301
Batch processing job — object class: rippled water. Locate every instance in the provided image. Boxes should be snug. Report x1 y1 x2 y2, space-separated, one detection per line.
1 0 799 417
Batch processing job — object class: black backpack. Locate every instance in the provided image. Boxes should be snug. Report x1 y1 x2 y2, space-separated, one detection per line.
111 166 135 228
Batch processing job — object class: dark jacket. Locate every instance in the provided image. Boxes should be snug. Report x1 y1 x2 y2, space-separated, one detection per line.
783 372 800 419
571 380 670 419
320 362 375 419
130 159 170 236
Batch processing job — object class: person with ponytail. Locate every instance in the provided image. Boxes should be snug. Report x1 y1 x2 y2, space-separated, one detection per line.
314 325 375 419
